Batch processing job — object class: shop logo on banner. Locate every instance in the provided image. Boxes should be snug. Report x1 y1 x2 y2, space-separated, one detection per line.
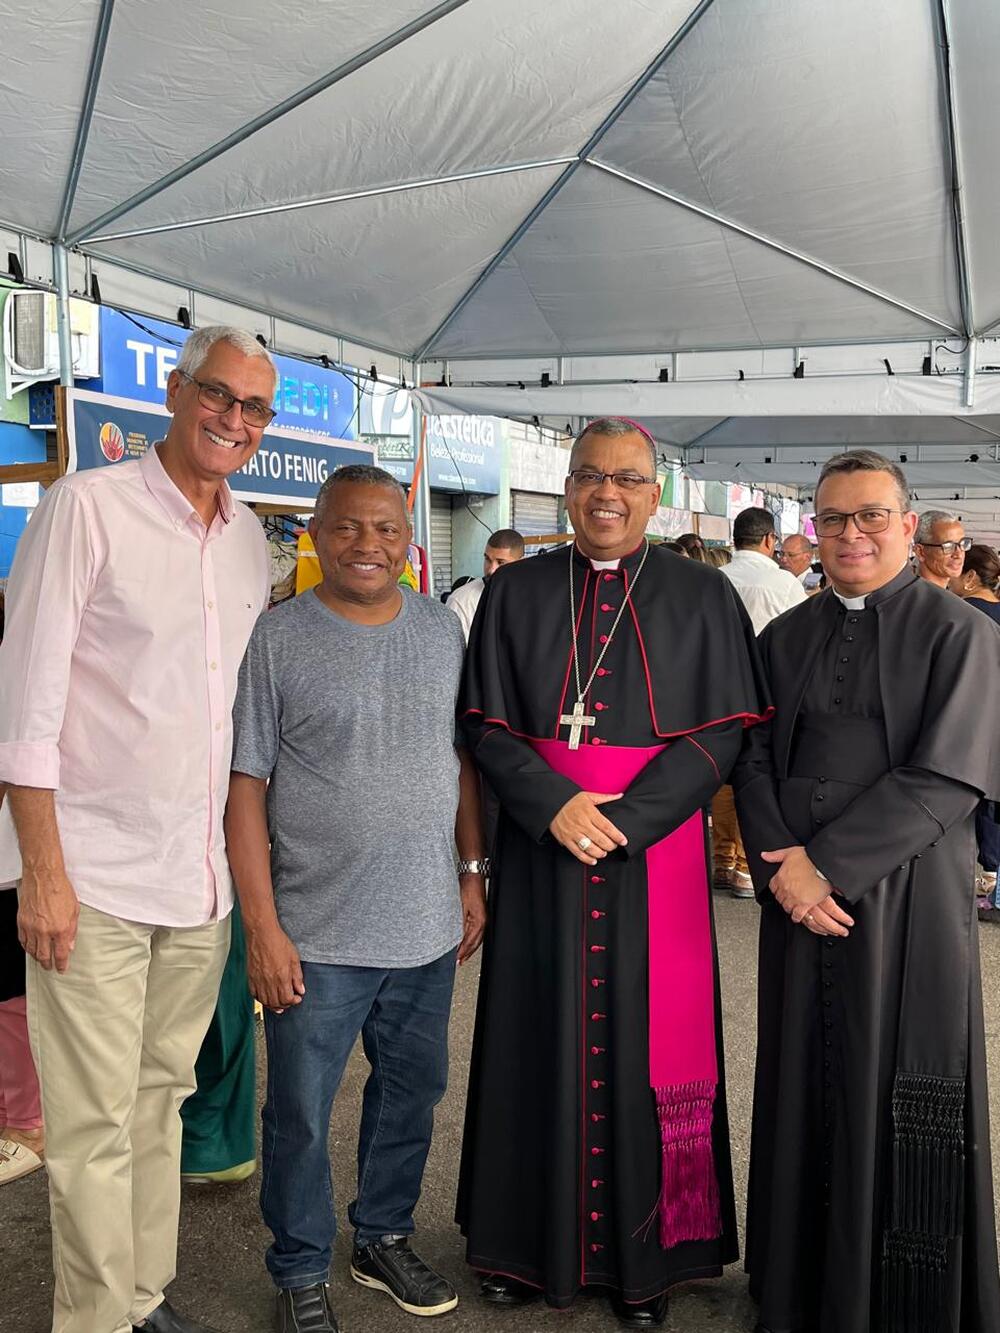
99 422 125 462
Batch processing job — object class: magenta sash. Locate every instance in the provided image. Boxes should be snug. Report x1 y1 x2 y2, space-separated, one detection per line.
530 738 722 1248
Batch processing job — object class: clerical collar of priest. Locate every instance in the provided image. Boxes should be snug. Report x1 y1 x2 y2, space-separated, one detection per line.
831 564 916 612
572 541 646 573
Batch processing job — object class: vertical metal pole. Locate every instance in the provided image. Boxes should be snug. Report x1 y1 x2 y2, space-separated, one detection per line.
965 337 977 409
53 243 74 387
410 364 434 592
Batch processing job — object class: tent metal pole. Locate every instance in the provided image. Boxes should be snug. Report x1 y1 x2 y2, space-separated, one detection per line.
966 338 977 410
64 0 472 247
936 0 975 337
57 0 116 241
85 158 577 243
415 0 719 359
586 161 963 337
410 363 433 590
53 244 74 387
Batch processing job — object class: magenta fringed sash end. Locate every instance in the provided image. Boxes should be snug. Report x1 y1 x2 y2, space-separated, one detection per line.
655 1079 722 1247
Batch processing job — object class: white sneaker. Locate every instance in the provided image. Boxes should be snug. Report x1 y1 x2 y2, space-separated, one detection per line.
0 1138 44 1185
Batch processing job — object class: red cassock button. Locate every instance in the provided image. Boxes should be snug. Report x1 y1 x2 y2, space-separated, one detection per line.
599 634 609 644
590 1242 603 1252
591 737 604 746
596 667 607 676
590 1211 601 1222
591 1147 604 1156
594 702 605 711
601 603 614 612
604 573 615 581
591 875 604 883
590 1012 605 1022
590 945 606 953
591 978 604 987
591 1079 602 1089
591 909 602 919
592 1178 604 1188
591 1045 605 1055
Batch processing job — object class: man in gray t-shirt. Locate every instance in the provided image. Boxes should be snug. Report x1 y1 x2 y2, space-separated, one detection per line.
226 465 486 1333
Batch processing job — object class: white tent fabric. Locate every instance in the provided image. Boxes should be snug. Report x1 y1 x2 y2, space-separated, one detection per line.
0 0 992 359
3 0 1000 533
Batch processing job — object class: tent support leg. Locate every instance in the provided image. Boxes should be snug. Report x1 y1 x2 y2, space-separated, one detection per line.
965 339 977 409
53 244 74 388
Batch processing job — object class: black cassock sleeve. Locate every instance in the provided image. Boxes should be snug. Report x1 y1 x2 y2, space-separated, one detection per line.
731 712 801 899
469 722 580 843
806 767 980 903
603 719 744 860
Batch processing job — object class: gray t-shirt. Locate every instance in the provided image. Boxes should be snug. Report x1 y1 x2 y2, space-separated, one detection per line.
231 587 466 968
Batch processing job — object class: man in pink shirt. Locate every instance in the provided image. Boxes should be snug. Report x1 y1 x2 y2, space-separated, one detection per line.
0 326 275 1333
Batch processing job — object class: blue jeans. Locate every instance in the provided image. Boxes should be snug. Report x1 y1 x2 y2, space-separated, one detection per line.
260 948 457 1289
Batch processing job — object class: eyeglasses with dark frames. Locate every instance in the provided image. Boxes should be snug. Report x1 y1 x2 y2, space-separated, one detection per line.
917 536 972 555
178 370 276 428
810 507 906 537
568 469 656 491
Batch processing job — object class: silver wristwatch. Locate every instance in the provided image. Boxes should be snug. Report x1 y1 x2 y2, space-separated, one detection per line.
457 858 490 877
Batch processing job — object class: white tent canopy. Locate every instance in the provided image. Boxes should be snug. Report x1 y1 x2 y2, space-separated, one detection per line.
3 0 1000 529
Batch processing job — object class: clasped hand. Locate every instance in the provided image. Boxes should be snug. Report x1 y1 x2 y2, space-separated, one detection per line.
550 791 628 866
762 845 854 938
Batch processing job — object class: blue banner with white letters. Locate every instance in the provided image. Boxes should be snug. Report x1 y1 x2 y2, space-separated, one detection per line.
65 389 372 507
97 308 357 439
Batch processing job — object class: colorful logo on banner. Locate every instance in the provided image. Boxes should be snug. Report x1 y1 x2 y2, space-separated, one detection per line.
66 390 373 507
97 309 358 440
99 421 125 462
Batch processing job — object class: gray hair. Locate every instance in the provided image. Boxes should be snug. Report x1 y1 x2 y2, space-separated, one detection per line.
176 325 278 392
313 463 409 523
915 509 962 544
815 449 910 513
571 416 657 476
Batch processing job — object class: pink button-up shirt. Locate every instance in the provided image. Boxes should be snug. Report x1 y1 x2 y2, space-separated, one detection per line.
0 446 270 926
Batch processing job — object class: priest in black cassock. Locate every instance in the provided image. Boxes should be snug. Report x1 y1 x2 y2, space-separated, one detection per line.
734 449 1000 1333
456 417 771 1328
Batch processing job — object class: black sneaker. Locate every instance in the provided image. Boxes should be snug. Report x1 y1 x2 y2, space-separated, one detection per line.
275 1284 339 1332
351 1235 458 1316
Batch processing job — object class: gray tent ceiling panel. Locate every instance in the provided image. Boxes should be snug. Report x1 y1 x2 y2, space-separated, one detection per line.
594 0 961 330
1 0 998 362
67 0 698 240
64 1 439 235
430 166 943 358
0 0 100 235
947 0 1000 331
89 164 565 353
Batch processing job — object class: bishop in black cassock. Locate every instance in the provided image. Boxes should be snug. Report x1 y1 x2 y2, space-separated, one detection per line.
456 420 770 1327
734 451 1000 1333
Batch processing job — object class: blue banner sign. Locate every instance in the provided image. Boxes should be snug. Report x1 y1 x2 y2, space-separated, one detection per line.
65 389 373 507
97 309 358 439
372 412 502 494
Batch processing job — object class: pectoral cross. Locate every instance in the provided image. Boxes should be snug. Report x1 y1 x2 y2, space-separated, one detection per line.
559 700 596 750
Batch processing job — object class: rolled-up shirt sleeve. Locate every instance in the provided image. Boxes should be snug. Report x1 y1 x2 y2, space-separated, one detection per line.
0 483 98 789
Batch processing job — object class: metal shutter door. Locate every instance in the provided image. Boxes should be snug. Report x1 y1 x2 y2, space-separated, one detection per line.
429 492 453 596
511 490 562 538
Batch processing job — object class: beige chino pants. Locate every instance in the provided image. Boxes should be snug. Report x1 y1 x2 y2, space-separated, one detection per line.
26 902 230 1333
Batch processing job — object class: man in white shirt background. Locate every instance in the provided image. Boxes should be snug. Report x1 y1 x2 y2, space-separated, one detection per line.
778 532 820 589
714 508 807 897
0 326 275 1333
446 528 524 643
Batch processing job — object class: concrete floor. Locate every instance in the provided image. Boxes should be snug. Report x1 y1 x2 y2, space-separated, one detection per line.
4 898 1000 1333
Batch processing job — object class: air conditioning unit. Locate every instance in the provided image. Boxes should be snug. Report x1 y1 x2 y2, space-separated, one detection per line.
3 289 100 398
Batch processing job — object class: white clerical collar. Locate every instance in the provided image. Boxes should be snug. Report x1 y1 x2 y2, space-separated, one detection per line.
832 589 868 611
589 558 621 570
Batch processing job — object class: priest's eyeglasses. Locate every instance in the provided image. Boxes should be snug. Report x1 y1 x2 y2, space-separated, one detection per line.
569 469 656 490
177 371 276 428
810 507 905 537
917 536 973 554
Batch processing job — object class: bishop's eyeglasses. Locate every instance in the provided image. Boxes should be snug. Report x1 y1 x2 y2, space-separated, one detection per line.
568 469 656 490
810 507 906 537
